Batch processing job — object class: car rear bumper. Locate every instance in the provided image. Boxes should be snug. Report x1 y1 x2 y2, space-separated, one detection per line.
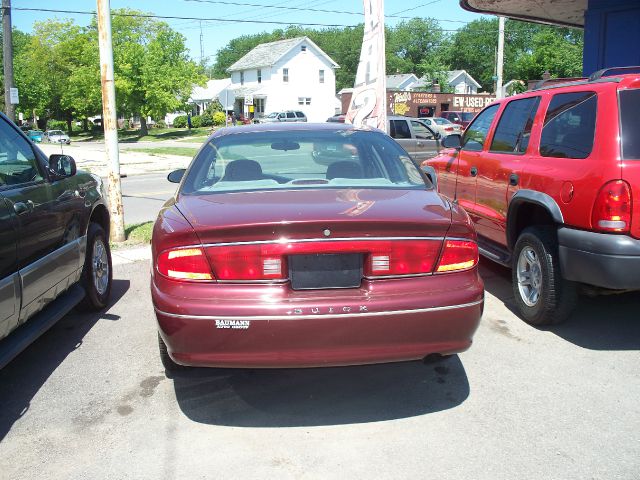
152 272 484 368
558 227 640 289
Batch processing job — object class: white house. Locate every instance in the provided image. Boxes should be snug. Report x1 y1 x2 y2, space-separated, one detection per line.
445 70 482 94
385 70 482 93
226 36 340 122
190 78 234 114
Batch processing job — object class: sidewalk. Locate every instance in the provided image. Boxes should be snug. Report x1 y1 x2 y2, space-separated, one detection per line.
39 142 193 176
111 245 151 266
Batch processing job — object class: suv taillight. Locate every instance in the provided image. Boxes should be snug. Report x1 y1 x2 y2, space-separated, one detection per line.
591 180 632 232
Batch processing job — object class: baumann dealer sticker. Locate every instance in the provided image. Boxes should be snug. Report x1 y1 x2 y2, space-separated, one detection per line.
215 320 250 330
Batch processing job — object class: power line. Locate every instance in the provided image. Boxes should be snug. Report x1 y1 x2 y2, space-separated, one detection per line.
391 0 443 16
12 7 358 27
181 0 468 22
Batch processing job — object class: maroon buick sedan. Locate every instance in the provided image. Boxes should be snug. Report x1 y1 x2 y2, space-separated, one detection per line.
152 123 483 372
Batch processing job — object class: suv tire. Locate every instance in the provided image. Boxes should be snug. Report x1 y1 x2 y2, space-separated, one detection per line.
511 226 577 325
77 222 112 311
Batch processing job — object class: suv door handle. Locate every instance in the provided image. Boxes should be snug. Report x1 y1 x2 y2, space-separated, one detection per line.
13 200 34 214
470 167 478 177
509 173 519 186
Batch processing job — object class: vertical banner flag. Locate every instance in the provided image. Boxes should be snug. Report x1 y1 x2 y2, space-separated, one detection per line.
346 0 387 132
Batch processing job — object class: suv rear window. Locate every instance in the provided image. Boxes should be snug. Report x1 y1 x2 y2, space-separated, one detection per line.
619 89 640 159
540 91 597 159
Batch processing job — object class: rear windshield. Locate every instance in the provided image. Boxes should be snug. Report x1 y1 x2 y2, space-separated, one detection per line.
182 130 429 195
619 89 640 159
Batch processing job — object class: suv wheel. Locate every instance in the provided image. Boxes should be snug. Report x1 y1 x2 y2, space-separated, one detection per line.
77 222 112 311
511 226 577 325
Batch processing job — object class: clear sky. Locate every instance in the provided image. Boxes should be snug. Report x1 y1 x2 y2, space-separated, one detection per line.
11 0 489 64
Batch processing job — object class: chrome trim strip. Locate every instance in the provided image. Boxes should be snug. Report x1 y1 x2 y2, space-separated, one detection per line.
168 236 451 250
154 299 484 321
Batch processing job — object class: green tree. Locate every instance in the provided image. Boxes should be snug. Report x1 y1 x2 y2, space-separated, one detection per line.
86 10 206 135
386 18 448 77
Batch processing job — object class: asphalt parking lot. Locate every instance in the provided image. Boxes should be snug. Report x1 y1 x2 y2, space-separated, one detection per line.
0 258 639 479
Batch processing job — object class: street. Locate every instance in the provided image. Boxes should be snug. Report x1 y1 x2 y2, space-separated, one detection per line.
0 258 638 479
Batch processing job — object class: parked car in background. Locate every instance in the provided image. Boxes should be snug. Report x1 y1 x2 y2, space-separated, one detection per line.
45 129 71 145
421 117 463 137
27 130 44 143
256 111 307 123
0 112 112 369
326 113 346 123
440 111 476 129
387 115 440 165
424 66 640 326
152 123 483 373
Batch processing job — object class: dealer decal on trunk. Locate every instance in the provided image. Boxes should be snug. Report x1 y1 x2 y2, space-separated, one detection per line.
215 320 251 330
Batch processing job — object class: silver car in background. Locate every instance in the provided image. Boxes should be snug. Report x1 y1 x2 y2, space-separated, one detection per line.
45 129 71 144
421 117 462 138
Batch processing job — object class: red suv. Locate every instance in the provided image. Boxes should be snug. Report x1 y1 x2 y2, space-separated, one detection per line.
424 67 640 325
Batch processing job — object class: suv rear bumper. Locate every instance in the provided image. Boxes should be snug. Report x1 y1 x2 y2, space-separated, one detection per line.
558 227 640 290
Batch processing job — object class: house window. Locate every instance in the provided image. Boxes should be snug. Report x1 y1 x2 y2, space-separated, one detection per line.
283 68 289 82
240 71 244 85
255 98 265 114
257 69 262 84
301 45 307 52
298 97 311 105
319 69 324 83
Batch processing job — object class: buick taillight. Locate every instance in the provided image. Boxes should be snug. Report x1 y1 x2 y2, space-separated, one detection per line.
157 247 213 280
592 180 632 232
157 238 479 283
435 239 479 273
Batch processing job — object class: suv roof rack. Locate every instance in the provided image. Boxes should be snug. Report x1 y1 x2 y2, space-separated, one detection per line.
588 66 640 81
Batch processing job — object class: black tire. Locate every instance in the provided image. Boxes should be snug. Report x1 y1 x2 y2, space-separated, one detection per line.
158 332 187 374
77 222 112 311
511 226 577 325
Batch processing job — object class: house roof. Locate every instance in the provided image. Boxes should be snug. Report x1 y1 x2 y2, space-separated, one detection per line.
446 70 482 88
386 74 420 89
190 79 232 102
460 0 586 28
227 36 339 72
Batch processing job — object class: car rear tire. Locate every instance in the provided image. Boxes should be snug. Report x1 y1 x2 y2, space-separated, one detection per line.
77 222 112 311
158 332 187 374
511 226 577 325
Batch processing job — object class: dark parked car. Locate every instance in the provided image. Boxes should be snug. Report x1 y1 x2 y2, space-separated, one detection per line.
440 111 476 129
0 112 112 368
152 123 483 373
326 113 346 123
425 67 640 325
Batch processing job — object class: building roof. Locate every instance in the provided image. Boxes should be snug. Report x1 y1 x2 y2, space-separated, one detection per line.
386 74 420 89
190 79 232 102
460 0 586 28
446 70 482 88
227 36 339 72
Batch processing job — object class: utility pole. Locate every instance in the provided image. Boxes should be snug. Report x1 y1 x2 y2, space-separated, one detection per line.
96 0 125 242
496 16 505 99
2 0 16 121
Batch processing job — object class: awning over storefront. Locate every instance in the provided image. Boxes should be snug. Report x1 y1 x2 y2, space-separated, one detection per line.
460 0 587 28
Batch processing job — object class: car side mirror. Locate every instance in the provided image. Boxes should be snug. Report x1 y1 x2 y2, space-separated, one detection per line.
49 154 76 177
442 134 462 149
421 165 438 189
167 169 186 183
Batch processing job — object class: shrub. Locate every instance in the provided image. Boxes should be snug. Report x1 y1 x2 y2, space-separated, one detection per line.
212 111 226 126
173 115 187 128
190 115 203 128
154 119 167 129
205 100 224 114
47 119 68 131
